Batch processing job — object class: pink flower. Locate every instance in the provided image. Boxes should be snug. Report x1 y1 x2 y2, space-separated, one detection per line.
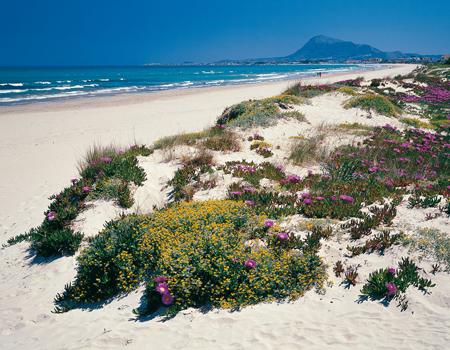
233 258 239 262
249 168 256 173
156 284 169 294
388 268 396 274
385 181 393 186
71 179 78 183
231 191 242 195
300 193 309 198
118 151 125 154
162 293 174 305
101 157 112 162
331 196 336 201
304 198 313 204
276 165 284 170
245 259 256 268
245 200 254 205
276 232 288 240
265 220 274 227
83 186 90 191
244 187 254 192
316 196 324 200
57 194 61 199
307 170 313 174
90 161 96 165
155 276 167 283
340 195 355 202
46 211 56 221
385 283 397 299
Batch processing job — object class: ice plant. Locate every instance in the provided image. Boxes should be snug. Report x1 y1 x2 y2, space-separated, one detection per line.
388 268 396 274
83 187 90 191
101 157 112 162
155 276 167 283
71 179 77 183
277 232 288 239
156 284 169 294
244 187 254 192
162 293 174 305
245 200 254 205
90 161 96 165
340 195 355 202
245 259 256 268
304 199 313 204
276 165 284 170
265 220 274 227
385 283 397 300
231 191 242 195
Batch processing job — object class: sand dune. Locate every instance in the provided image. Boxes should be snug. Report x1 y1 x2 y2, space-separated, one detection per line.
2 64 449 350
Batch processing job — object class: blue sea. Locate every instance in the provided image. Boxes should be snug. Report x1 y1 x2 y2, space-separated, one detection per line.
0 64 377 107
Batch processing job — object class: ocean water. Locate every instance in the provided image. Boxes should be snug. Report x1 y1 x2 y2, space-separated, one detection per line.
0 64 376 106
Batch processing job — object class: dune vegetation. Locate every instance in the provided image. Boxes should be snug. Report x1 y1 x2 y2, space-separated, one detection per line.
6 63 450 318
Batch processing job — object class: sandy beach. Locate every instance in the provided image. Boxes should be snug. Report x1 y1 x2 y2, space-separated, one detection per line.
2 63 450 349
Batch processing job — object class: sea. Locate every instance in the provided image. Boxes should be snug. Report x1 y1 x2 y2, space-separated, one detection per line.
0 64 378 107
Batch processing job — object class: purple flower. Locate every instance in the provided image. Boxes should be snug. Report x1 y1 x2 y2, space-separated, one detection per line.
155 276 167 283
385 283 397 299
90 161 96 165
244 187 254 192
156 283 169 294
83 186 90 191
300 193 309 198
426 185 433 189
57 194 61 199
245 259 256 268
323 174 331 178
47 211 56 221
101 157 112 162
385 181 393 186
221 124 225 128
276 165 284 170
245 200 254 205
316 196 324 201
277 232 288 239
231 191 242 195
307 170 313 174
331 196 336 201
71 179 78 183
388 268 396 274
265 220 274 227
118 151 125 154
233 258 239 262
340 195 355 202
304 198 313 204
336 152 342 156
249 168 256 173
162 293 174 305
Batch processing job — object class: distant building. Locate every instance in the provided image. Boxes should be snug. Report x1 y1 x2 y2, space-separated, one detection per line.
441 55 450 61
364 58 382 63
346 60 361 64
422 57 431 61
394 58 408 63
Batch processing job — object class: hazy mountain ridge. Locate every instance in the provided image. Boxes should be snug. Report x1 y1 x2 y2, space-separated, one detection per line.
217 35 440 63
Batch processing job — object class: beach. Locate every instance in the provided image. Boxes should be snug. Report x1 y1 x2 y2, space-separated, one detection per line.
2 63 450 349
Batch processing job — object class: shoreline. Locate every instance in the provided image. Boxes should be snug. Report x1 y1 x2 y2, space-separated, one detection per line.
0 64 405 114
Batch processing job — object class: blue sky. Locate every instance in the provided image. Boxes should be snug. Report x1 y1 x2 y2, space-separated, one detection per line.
1 0 449 65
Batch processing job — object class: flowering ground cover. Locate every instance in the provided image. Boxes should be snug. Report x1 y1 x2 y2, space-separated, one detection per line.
7 63 450 319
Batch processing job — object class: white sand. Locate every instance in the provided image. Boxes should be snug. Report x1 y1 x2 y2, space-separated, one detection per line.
2 64 449 349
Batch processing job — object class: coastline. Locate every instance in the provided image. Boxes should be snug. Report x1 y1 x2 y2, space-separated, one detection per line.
0 64 405 114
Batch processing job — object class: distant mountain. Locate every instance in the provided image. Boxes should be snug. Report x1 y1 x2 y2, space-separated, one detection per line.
216 35 440 63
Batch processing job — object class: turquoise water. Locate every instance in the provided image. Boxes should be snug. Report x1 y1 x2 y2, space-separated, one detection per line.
0 64 375 106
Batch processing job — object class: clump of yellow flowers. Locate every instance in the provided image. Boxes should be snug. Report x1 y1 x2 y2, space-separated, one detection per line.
59 200 326 316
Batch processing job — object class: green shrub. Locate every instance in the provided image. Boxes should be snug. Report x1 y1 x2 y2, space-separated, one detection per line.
54 200 326 317
361 258 434 310
344 94 403 117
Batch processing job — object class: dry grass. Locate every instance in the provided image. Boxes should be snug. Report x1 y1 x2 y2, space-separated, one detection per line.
76 142 121 175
